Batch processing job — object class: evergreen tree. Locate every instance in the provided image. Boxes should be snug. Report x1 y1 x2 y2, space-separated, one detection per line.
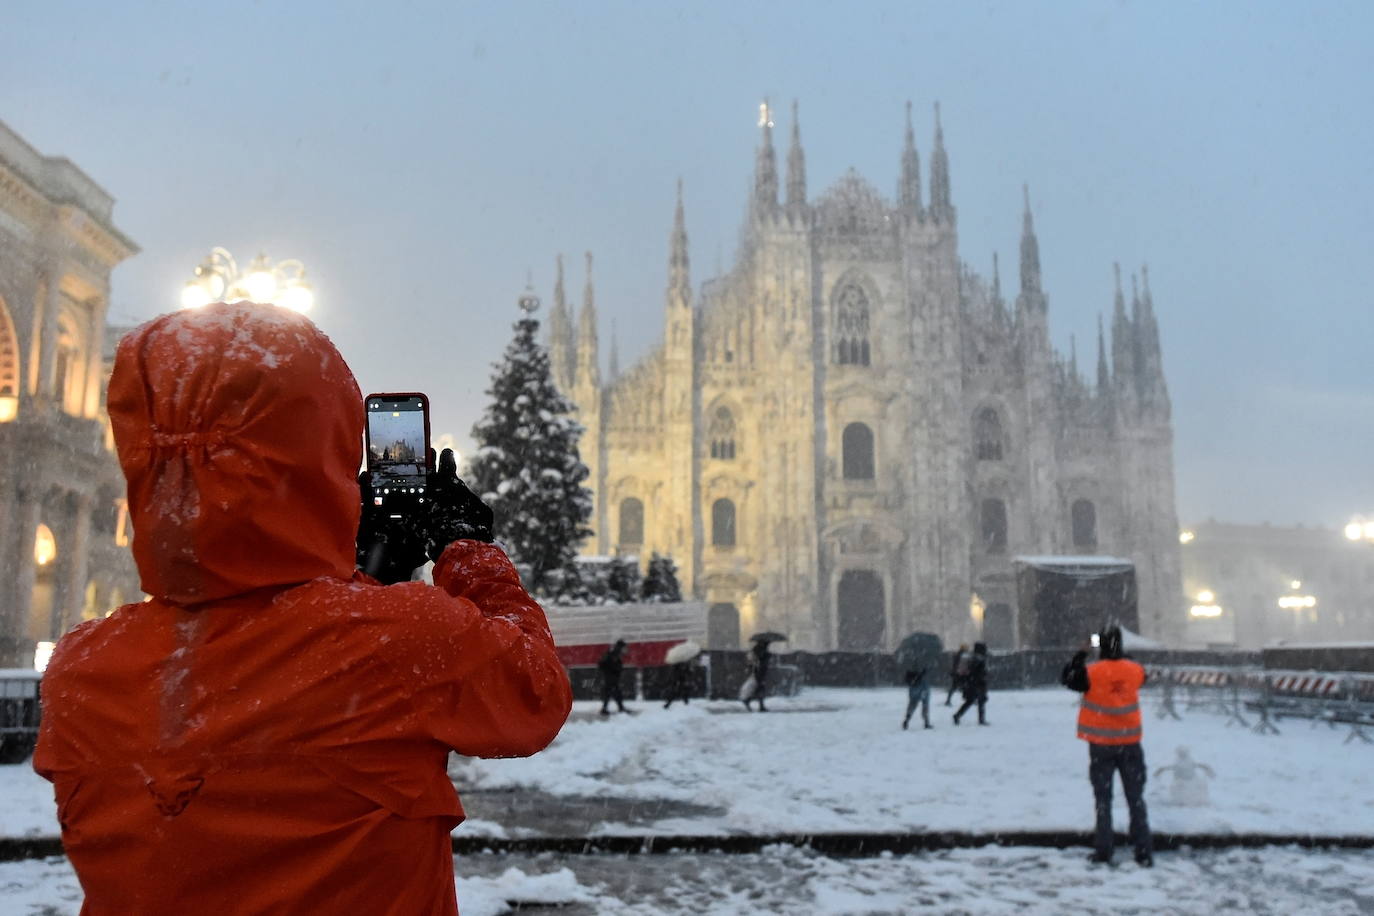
605 555 641 604
468 292 593 595
640 552 682 603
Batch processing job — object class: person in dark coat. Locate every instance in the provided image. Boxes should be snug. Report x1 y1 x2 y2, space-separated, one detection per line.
598 639 629 715
944 644 969 706
663 660 696 709
952 642 989 725
901 666 932 730
743 639 771 712
1062 625 1153 867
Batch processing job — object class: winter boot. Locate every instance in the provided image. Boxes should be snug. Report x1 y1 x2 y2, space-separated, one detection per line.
1134 853 1153 868
901 718 909 730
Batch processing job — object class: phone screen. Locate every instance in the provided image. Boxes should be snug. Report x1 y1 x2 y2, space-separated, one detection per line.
365 393 430 488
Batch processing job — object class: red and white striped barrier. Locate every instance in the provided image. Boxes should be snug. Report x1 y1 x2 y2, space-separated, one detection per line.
1270 674 1342 696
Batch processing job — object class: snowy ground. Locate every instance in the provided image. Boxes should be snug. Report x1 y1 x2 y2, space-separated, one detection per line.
6 687 1374 913
5 846 1374 915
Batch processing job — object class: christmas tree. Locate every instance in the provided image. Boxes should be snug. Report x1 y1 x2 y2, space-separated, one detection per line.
640 552 682 603
468 287 593 595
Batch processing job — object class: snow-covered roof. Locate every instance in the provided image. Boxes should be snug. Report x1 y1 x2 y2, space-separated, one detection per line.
1012 555 1133 572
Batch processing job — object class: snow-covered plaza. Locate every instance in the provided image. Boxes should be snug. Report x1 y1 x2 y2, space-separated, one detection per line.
5 687 1374 913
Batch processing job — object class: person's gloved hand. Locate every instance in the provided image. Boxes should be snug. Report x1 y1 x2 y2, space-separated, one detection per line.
422 448 495 560
356 471 429 584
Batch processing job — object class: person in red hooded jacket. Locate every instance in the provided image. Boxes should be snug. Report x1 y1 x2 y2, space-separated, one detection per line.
34 301 572 915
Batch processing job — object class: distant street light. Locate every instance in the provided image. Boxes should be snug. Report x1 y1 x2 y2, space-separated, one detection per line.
1344 516 1374 543
181 247 315 312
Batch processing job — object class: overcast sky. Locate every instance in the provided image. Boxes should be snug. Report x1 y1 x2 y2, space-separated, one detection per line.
4 0 1371 528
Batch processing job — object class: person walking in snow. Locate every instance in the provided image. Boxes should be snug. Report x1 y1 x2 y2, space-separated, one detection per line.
902 665 933 730
743 638 772 711
599 639 629 714
663 659 696 709
945 643 969 706
1061 624 1154 867
33 302 571 916
952 642 989 725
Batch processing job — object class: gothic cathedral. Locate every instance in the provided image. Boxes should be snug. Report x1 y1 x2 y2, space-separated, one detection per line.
546 102 1182 652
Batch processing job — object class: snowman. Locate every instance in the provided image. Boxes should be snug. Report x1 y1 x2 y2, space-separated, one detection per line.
1154 745 1215 806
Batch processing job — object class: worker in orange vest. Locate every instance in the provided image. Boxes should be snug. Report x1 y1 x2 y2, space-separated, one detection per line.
1060 623 1154 867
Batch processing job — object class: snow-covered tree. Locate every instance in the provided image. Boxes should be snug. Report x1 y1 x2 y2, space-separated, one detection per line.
468 295 593 595
605 555 641 604
640 552 682 603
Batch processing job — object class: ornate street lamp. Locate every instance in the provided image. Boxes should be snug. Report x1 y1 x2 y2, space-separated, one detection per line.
180 247 315 312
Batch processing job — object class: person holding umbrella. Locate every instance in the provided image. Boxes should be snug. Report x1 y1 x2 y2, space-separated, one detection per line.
742 632 784 711
663 640 702 709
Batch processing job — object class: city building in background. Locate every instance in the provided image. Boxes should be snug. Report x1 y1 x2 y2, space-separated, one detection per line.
551 103 1183 652
0 121 141 667
1180 520 1374 648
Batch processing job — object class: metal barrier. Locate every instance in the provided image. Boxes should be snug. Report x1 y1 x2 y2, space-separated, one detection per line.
1144 665 1374 744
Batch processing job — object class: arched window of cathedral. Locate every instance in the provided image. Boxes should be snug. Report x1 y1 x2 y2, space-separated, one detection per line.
833 283 871 366
711 498 736 547
709 406 737 460
974 407 1004 461
1071 498 1097 550
842 422 875 480
981 498 1008 553
0 297 19 422
618 497 644 547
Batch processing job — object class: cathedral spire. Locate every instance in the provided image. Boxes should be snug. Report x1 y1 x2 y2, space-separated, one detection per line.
576 250 600 389
608 318 620 380
900 100 922 214
991 251 1002 305
548 253 575 391
928 101 953 222
1019 183 1041 297
785 99 806 211
668 179 690 309
1111 261 1136 388
1096 312 1110 394
1069 333 1079 382
753 98 778 218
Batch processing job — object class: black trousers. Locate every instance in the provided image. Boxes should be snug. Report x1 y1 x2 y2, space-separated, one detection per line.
600 677 625 711
953 692 986 723
1089 742 1152 859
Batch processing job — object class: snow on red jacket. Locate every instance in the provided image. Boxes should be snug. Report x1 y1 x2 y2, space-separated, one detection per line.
33 302 572 915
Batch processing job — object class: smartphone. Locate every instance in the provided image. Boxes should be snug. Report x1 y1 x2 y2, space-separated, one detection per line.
364 393 431 509
1090 633 1101 648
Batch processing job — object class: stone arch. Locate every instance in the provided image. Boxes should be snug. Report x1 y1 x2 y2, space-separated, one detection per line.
711 498 736 547
980 497 1008 553
836 569 885 650
842 422 875 480
618 497 644 547
0 295 19 419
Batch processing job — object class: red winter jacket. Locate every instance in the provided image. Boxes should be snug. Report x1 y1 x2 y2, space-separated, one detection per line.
34 302 571 915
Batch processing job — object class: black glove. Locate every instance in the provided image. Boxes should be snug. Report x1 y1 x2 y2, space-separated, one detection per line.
421 448 495 560
356 471 429 584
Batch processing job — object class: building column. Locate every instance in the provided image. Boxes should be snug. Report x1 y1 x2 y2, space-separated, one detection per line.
2 486 42 666
51 492 91 638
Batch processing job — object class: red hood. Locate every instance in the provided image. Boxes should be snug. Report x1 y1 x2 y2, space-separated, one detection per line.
108 302 363 605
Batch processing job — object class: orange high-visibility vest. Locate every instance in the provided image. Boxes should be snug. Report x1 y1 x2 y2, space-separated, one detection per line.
1076 658 1146 745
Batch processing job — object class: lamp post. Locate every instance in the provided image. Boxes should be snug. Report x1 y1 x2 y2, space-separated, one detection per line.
180 247 315 313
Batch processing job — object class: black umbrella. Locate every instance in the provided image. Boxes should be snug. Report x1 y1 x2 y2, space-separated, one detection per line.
895 632 943 671
750 631 788 643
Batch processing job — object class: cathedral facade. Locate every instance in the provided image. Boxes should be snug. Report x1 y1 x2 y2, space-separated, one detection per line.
546 103 1183 652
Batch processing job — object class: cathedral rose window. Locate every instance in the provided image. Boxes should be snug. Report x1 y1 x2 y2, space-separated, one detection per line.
709 406 737 459
833 283 871 366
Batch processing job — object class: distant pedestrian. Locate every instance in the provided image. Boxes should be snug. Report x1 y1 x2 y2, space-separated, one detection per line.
599 639 629 715
1061 624 1154 867
945 644 969 706
952 642 989 725
742 639 771 712
663 660 696 709
901 666 932 730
